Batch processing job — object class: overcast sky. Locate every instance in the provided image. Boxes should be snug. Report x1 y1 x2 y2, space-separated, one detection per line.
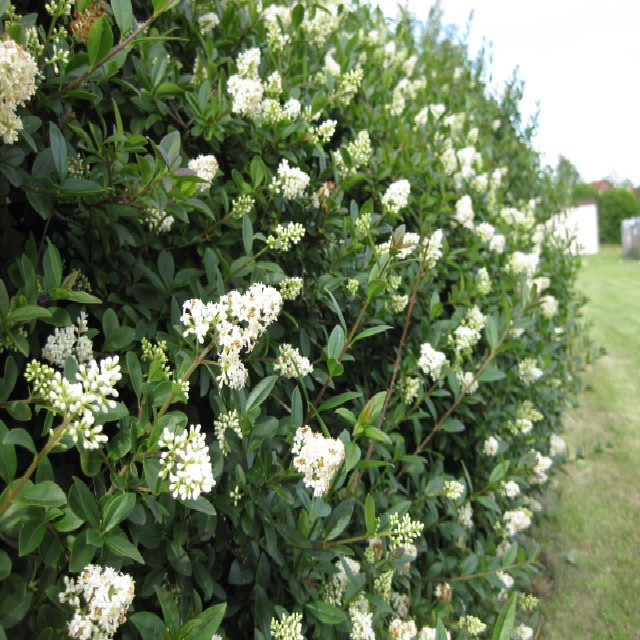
374 0 640 185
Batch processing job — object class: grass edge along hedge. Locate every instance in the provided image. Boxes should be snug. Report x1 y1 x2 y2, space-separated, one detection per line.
0 0 592 638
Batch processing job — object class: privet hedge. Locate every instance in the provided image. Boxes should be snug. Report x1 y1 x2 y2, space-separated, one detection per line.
0 0 590 638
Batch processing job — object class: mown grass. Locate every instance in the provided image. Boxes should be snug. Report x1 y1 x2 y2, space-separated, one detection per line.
538 245 640 639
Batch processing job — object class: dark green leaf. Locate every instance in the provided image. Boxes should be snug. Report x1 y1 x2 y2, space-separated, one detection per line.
130 612 167 640
18 481 66 508
101 492 136 533
19 521 46 556
49 123 68 181
69 531 98 572
352 324 393 344
180 603 226 640
105 531 145 563
154 585 180 635
305 600 348 625
491 591 517 640
68 477 100 527
364 493 376 536
246 375 278 413
3 428 35 453
317 391 362 413
111 0 133 34
87 16 114 67
327 325 345 360
7 305 52 323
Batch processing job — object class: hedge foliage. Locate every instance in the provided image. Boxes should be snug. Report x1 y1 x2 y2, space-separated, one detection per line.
0 0 590 638
596 187 640 243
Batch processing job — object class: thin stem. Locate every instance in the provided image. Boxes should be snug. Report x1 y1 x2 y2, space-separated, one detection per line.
349 254 429 496
0 419 69 518
56 10 164 98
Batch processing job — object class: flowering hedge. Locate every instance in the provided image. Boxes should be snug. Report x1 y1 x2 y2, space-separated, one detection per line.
0 1 589 639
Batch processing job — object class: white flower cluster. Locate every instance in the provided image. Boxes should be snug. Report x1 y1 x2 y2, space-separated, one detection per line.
158 424 215 500
401 376 420 404
231 194 255 218
507 417 533 435
540 295 558 319
279 276 303 300
518 358 543 385
450 325 480 356
377 231 421 260
270 611 304 640
274 343 313 378
414 103 446 127
59 565 135 640
458 501 474 528
418 343 448 380
266 222 306 252
389 618 418 640
454 195 475 229
476 267 492 295
42 311 93 367
507 251 539 279
390 591 410 618
457 370 479 395
270 159 310 199
500 206 535 230
321 557 361 606
458 615 487 636
188 154 219 192
145 205 174 234
382 179 411 215
530 450 553 484
421 228 444 269
389 294 408 314
489 233 506 253
349 595 375 640
214 409 242 456
533 276 550 292
474 222 495 244
197 12 219 34
292 426 345 497
443 480 465 500
388 512 424 549
25 357 121 449
0 39 39 144
302 4 339 46
310 119 337 144
483 436 499 456
550 433 567 457
465 305 485 331
503 508 532 536
334 131 372 176
454 146 483 186
501 481 520 499
227 48 264 117
263 6 292 50
180 283 282 388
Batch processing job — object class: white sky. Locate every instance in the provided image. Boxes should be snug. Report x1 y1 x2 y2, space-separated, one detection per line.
374 0 640 185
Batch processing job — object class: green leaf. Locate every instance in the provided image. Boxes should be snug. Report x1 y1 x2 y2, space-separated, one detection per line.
104 531 145 563
0 550 11 580
87 16 114 67
352 324 393 344
363 425 392 444
68 477 100 527
7 305 52 323
111 0 133 34
43 239 63 290
130 612 167 640
435 618 449 640
327 325 345 360
154 585 180 635
158 250 174 289
290 387 303 428
317 391 362 413
101 492 136 533
366 279 386 300
291 3 305 27
19 521 46 556
49 123 68 181
327 358 344 378
242 214 253 255
489 461 508 485
69 530 98 572
102 326 135 352
246 375 278 413
441 418 465 433
179 496 216 516
126 351 143 400
18 481 66 508
3 428 36 453
305 600 348 625
326 499 354 540
479 365 506 382
485 314 499 351
324 289 347 333
179 603 226 640
491 591 517 640
364 493 376 536
48 288 102 304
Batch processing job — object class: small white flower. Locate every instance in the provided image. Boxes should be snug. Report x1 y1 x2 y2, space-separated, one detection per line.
292 426 345 497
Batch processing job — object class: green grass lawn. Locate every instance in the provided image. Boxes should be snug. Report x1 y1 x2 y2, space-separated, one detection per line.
538 245 640 638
